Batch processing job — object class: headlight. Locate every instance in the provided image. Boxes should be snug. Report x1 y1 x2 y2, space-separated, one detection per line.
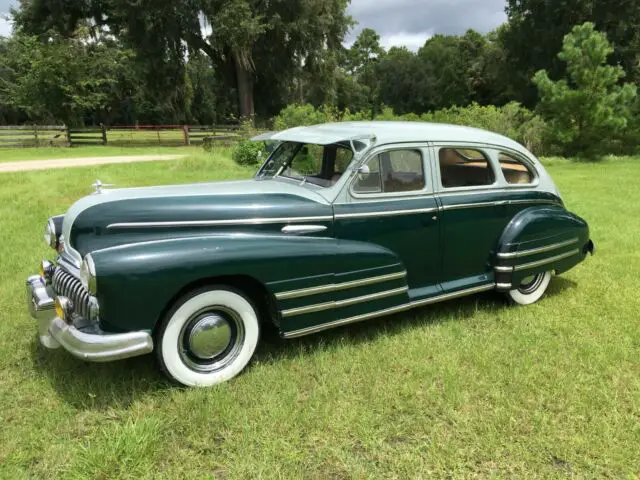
80 254 97 294
43 218 58 249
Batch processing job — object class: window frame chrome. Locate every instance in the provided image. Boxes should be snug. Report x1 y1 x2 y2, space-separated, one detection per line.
432 142 500 193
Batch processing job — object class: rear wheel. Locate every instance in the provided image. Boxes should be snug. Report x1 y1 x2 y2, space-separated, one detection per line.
156 286 260 387
506 271 552 305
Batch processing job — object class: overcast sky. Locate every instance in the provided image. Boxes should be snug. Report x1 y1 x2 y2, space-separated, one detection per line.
0 0 507 50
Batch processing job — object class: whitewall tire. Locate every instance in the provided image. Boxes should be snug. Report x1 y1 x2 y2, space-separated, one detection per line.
506 271 552 305
156 286 260 387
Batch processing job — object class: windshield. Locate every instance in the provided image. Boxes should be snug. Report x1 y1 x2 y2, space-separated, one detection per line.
258 141 354 187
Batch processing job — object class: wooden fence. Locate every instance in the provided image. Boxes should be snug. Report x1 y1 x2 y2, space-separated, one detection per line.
0 125 68 148
0 124 247 147
67 124 245 147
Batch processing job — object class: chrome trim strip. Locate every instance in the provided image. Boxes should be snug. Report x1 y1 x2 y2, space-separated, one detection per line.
410 284 495 308
335 207 437 220
513 249 580 272
281 286 409 318
508 199 558 206
283 283 495 338
441 201 501 211
494 266 514 273
497 238 579 259
496 283 512 290
107 216 334 229
275 271 407 300
281 225 327 235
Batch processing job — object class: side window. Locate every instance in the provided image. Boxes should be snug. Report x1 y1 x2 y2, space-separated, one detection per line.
439 148 495 188
498 152 536 185
353 149 425 194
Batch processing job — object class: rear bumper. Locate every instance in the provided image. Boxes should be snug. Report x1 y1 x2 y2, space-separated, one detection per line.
26 274 153 362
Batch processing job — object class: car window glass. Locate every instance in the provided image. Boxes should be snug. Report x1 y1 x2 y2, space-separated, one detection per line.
353 149 425 194
499 152 536 184
285 144 324 177
439 148 495 188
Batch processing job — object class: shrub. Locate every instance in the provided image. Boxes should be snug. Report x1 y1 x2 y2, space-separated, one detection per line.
272 104 339 130
231 139 267 167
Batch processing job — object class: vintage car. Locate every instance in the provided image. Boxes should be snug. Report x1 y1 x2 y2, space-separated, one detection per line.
26 122 594 386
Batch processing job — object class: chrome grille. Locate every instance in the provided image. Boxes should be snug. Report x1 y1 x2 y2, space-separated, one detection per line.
52 268 91 318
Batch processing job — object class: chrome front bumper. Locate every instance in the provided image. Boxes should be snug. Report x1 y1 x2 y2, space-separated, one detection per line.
26 275 153 362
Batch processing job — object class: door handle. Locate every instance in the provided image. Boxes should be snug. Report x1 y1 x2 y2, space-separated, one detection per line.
281 225 327 235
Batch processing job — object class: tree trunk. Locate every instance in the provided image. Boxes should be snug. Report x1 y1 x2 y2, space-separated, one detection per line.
233 52 255 123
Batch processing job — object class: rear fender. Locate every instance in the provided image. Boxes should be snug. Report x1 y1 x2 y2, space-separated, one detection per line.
493 206 591 290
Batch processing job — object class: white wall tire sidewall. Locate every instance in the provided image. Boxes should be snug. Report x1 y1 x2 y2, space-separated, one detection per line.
160 289 259 387
508 271 552 305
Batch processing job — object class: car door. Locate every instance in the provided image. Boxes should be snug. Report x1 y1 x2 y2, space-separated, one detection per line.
433 143 510 290
333 145 441 299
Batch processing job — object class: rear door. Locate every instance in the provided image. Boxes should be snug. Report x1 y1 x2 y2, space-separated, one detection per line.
433 143 510 291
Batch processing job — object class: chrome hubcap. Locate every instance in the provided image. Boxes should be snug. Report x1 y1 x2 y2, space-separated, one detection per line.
188 314 232 360
179 307 245 373
518 273 544 294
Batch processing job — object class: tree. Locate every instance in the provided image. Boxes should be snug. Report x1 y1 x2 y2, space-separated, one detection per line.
533 23 637 157
14 0 353 121
505 0 640 106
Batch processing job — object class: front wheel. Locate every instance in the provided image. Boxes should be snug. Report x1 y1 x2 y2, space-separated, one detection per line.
156 286 260 387
506 271 552 305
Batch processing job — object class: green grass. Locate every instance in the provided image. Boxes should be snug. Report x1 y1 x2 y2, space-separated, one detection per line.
0 151 638 478
0 145 196 163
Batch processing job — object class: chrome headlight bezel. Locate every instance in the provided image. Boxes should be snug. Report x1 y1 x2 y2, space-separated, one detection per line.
44 218 58 249
80 254 97 294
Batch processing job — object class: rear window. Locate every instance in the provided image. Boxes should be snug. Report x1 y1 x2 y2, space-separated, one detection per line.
499 153 536 184
439 148 495 188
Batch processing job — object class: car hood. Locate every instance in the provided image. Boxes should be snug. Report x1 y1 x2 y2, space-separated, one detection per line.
62 178 332 263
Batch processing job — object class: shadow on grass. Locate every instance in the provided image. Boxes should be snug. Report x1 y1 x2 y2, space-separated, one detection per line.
31 277 577 409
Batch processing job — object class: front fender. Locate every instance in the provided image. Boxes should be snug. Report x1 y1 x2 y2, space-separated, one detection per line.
90 234 401 332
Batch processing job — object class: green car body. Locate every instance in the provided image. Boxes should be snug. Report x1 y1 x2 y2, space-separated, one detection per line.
26 122 594 372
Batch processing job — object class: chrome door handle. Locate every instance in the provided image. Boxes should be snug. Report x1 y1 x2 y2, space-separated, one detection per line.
281 225 327 235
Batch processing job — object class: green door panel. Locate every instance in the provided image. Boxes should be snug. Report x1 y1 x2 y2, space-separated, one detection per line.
438 191 509 283
333 197 440 289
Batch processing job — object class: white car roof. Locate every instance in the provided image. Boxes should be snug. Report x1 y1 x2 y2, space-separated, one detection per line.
254 121 531 157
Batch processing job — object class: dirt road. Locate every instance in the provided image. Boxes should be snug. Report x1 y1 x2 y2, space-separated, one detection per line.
0 154 187 173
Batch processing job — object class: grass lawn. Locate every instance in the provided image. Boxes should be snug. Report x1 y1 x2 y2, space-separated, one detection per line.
0 145 196 163
0 151 637 478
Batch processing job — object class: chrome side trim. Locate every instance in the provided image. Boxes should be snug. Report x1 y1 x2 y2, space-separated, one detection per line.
335 207 437 220
494 265 514 273
513 249 580 272
281 286 409 318
497 238 579 259
508 199 558 206
275 271 407 300
107 215 334 229
281 225 327 235
496 283 512 290
410 283 495 308
441 201 501 211
283 283 495 338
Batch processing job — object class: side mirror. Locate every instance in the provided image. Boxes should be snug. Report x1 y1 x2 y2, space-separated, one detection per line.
357 164 370 180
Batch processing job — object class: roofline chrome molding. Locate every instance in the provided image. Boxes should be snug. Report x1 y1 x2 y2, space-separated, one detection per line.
107 215 334 229
281 286 409 318
283 283 495 338
497 238 579 259
275 271 407 300
513 249 580 272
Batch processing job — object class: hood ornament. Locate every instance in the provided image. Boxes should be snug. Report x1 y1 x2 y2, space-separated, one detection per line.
92 180 113 194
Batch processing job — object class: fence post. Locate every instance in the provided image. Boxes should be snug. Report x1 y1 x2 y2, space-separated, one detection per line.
183 125 190 146
65 125 72 146
33 125 39 147
101 123 107 145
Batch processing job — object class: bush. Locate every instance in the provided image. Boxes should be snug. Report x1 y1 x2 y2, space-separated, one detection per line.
231 140 267 167
271 102 551 155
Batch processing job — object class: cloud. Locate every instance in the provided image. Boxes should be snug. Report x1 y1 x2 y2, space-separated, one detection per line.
347 0 507 51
